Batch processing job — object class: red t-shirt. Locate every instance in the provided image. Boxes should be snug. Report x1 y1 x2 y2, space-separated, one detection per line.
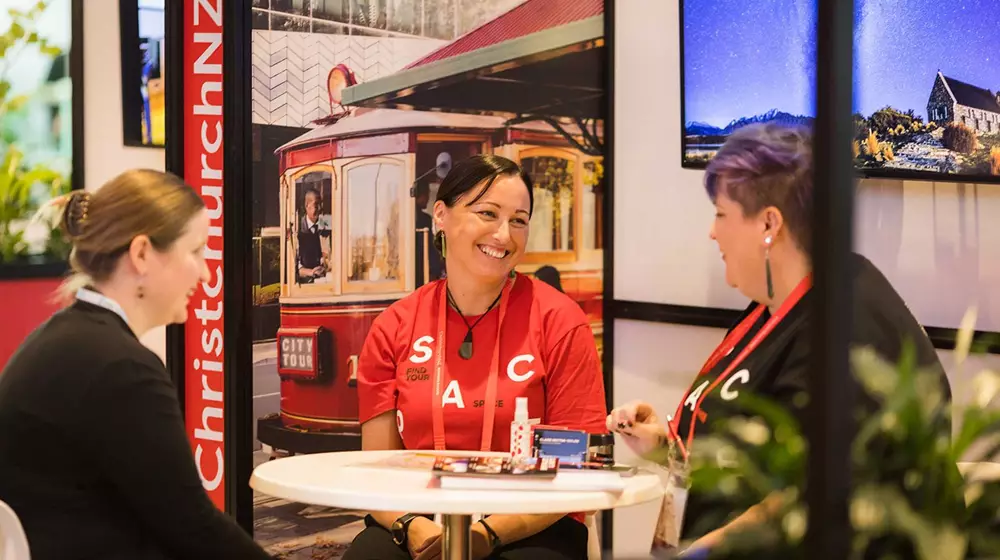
359 274 607 445
357 275 607 522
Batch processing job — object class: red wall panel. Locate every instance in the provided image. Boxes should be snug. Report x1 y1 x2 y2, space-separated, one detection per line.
0 278 63 369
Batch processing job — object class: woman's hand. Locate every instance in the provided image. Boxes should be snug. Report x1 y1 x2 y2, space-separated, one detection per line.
408 517 443 560
607 400 667 456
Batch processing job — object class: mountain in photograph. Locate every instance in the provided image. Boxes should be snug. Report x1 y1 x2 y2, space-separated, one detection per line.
685 121 723 136
683 109 814 165
686 109 814 137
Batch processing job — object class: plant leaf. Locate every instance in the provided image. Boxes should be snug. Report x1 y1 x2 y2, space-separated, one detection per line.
5 94 30 113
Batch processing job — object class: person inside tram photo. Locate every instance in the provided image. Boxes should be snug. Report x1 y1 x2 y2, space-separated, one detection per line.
344 154 608 560
296 185 331 283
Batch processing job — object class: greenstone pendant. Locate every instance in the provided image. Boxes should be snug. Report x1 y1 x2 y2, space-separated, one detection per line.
459 331 473 359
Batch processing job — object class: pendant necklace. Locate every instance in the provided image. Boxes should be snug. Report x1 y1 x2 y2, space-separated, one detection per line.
446 288 503 360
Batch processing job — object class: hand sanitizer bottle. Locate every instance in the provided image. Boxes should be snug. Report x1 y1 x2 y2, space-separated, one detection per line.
510 397 531 459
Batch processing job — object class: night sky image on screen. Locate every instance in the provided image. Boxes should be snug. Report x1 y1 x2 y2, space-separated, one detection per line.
682 0 1000 178
682 0 817 166
854 0 1000 176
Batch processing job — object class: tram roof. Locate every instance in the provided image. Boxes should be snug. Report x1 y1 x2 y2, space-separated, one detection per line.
275 107 579 154
339 0 604 120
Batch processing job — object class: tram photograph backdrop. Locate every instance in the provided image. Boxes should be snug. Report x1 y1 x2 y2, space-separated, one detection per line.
245 0 609 557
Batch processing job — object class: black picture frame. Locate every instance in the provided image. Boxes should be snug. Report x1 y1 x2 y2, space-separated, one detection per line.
118 0 165 149
0 0 85 280
676 0 1000 186
611 300 1000 355
667 0 1000 352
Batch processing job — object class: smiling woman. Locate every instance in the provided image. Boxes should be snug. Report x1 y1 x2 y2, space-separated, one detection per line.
608 123 951 553
346 155 608 560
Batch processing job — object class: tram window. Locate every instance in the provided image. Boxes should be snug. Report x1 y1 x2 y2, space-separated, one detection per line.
253 234 282 306
345 162 403 286
521 155 576 254
294 170 333 285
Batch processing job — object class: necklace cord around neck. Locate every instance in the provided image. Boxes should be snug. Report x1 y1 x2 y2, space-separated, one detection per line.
446 288 503 333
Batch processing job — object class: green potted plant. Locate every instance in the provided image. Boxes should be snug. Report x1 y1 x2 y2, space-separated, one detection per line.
0 1 72 265
649 309 1000 559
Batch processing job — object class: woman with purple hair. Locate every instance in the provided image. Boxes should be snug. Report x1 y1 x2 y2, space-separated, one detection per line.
607 123 949 552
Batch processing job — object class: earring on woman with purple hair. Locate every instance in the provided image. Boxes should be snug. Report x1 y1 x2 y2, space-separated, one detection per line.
764 235 774 300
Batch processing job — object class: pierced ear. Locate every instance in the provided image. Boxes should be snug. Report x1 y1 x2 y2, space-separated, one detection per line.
432 200 448 230
128 235 153 276
762 207 784 237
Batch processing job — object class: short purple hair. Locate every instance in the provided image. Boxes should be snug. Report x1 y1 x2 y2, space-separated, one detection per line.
704 123 813 251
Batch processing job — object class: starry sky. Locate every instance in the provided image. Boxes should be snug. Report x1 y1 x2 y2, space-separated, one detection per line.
855 0 1000 120
684 0 1000 128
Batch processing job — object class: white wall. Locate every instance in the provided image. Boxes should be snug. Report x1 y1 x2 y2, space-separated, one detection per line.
611 0 1000 556
83 0 167 360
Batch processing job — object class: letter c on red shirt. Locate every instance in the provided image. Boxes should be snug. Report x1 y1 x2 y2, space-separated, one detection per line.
506 354 536 383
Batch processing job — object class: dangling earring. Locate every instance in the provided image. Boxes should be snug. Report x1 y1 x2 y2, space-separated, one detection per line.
440 233 447 259
764 236 774 300
509 269 516 279
137 285 145 299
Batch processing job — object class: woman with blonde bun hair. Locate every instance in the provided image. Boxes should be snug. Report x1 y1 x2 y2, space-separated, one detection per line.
0 169 272 560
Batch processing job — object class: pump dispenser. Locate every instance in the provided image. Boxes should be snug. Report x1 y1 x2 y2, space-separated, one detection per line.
510 397 532 458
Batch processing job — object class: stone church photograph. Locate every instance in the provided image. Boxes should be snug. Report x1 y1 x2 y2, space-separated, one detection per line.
852 0 1000 176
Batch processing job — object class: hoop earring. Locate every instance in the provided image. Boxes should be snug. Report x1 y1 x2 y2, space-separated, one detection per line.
764 236 774 300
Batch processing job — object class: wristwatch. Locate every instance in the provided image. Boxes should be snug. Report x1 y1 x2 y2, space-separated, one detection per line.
391 513 420 548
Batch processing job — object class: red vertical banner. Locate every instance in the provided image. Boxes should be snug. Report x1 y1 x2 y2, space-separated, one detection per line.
183 0 226 510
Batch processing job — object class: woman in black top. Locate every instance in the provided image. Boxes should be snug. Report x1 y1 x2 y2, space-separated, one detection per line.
607 124 950 551
0 170 271 560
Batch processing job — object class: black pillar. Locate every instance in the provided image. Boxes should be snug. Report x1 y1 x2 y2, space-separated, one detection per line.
806 0 856 556
222 0 255 531
601 0 616 551
163 0 186 402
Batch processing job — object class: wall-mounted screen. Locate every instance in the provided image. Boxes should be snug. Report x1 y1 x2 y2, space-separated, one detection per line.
853 0 999 180
120 0 164 147
681 0 1000 183
680 0 817 168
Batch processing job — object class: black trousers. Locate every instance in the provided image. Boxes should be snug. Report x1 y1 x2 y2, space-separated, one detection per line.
342 515 590 560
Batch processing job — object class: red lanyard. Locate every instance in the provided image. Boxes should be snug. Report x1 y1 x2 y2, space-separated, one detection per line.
431 277 514 451
668 276 813 459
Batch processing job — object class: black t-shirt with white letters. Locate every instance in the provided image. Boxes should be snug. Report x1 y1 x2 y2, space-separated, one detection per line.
675 253 949 542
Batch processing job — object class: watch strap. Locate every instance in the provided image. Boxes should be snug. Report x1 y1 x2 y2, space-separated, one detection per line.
478 518 502 550
392 513 419 547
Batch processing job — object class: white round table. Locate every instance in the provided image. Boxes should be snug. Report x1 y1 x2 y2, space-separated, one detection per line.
250 449 665 560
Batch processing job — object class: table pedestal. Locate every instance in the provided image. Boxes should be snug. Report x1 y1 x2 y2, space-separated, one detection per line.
441 514 472 560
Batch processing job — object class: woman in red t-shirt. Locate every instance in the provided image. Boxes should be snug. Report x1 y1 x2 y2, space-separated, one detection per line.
343 155 607 560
